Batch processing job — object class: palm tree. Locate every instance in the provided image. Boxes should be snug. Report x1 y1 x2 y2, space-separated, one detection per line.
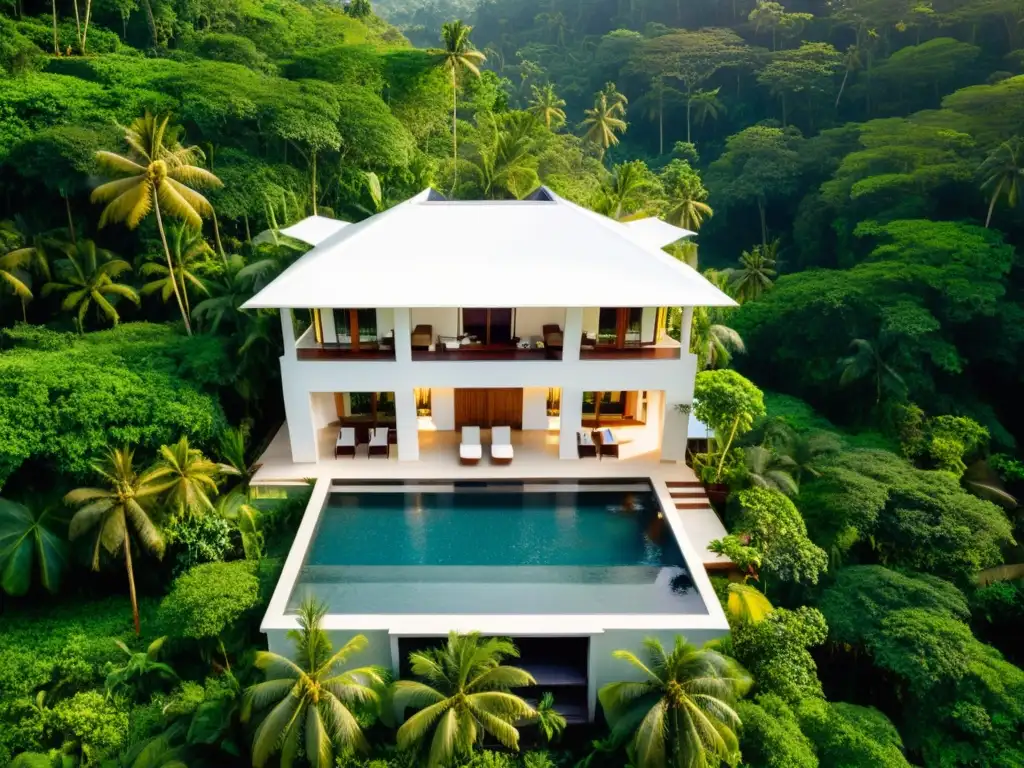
150 437 222 519
727 242 778 303
391 632 537 767
838 337 906 405
599 636 750 768
533 692 567 744
0 218 55 322
527 83 567 130
105 636 177 698
191 254 251 333
91 113 223 336
689 88 725 140
600 161 657 220
777 429 841 483
64 447 168 635
140 224 212 323
43 240 139 331
725 582 773 624
435 21 486 186
693 317 746 370
979 137 1023 228
739 445 799 496
468 113 541 199
602 82 629 118
581 90 628 159
835 44 862 108
214 490 263 560
664 189 713 232
242 599 382 768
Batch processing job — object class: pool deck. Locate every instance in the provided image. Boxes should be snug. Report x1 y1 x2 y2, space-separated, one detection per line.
253 424 729 569
256 422 732 637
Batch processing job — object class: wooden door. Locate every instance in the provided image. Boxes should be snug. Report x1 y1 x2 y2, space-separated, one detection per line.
454 388 523 429
455 389 489 428
489 388 523 429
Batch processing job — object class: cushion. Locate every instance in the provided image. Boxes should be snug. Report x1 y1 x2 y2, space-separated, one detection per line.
492 445 514 459
546 332 563 346
460 444 483 458
577 431 594 445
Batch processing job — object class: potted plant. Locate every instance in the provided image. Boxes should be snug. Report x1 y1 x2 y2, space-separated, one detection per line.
682 370 765 505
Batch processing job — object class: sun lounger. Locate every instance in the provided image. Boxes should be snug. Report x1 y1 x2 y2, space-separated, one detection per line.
335 427 356 457
491 426 514 465
460 426 482 465
368 427 390 458
594 428 619 459
577 430 597 458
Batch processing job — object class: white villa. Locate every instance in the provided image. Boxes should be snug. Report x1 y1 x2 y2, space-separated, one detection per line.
246 187 736 722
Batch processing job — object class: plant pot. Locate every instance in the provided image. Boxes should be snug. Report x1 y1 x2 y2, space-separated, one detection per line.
703 483 730 507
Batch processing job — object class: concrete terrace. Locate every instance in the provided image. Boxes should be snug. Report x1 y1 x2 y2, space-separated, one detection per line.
252 423 730 570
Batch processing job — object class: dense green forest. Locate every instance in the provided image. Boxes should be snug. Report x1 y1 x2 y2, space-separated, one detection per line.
1 0 1024 765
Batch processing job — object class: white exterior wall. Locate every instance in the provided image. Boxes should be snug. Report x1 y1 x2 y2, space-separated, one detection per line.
376 308 395 337
279 307 697 463
310 392 338 431
522 387 550 430
429 388 455 431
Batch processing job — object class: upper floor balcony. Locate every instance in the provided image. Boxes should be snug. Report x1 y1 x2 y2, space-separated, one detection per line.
285 306 687 363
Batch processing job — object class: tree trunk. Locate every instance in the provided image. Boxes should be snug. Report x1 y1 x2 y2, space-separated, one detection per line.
64 193 77 244
985 180 1003 228
781 93 787 127
52 0 59 55
658 87 664 155
835 68 850 108
212 210 227 265
153 188 193 335
758 198 767 246
686 98 692 144
244 214 252 242
310 151 318 216
451 67 459 192
123 527 141 636
21 299 27 323
139 0 158 48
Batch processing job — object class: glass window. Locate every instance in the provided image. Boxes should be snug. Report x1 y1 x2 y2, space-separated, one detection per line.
597 308 618 344
546 388 561 417
415 388 432 416
332 309 377 344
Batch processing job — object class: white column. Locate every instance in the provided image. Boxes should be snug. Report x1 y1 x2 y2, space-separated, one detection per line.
319 308 336 342
395 388 420 461
558 387 583 459
641 307 657 343
282 378 318 462
660 385 690 462
562 307 583 362
280 308 297 358
680 306 694 354
393 307 412 363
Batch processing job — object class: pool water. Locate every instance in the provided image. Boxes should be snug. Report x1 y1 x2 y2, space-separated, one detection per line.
288 485 707 615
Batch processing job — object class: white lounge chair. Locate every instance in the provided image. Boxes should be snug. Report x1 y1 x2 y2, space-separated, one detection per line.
460 426 482 465
368 427 390 458
577 430 597 458
491 426 514 465
335 427 356 457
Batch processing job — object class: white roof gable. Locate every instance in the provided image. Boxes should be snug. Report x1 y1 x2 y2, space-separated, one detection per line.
279 215 350 246
623 217 696 248
243 188 734 309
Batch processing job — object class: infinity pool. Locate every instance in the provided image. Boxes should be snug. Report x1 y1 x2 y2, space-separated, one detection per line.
287 483 706 615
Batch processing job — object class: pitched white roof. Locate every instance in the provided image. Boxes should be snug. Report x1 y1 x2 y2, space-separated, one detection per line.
279 215 350 246
623 217 696 248
243 188 735 309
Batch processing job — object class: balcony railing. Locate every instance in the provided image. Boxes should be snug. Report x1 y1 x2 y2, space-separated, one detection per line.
296 343 396 360
579 345 681 361
412 344 562 361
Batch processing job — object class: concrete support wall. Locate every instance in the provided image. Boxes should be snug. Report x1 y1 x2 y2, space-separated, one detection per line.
641 307 657 343
563 307 583 363
522 387 550 430
395 388 420 460
429 388 455 431
558 387 583 459
310 392 337 434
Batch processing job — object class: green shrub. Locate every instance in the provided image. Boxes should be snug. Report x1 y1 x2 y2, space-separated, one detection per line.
47 690 129 763
737 694 818 768
163 513 233 574
157 561 261 641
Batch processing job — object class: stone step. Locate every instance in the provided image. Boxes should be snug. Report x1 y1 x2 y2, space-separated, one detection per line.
665 480 704 488
675 501 713 510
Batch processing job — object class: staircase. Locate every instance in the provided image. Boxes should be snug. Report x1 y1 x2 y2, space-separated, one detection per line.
666 480 712 510
664 480 733 572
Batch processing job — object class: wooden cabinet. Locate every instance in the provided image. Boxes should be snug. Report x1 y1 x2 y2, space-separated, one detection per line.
454 388 524 429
